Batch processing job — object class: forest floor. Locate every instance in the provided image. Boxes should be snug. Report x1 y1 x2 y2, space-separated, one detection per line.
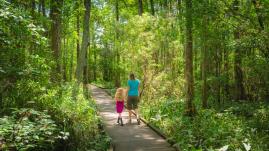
89 85 175 151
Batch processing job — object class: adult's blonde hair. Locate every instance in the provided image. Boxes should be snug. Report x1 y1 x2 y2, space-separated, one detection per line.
115 88 125 101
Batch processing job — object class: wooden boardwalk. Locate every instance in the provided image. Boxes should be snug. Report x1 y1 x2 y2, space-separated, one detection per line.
90 85 175 151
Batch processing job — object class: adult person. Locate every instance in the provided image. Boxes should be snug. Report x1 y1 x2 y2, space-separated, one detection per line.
126 73 141 125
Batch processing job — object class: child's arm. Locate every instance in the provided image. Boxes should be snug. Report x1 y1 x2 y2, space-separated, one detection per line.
114 94 117 102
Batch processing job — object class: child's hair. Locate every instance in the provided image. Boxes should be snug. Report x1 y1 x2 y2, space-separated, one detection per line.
115 88 125 101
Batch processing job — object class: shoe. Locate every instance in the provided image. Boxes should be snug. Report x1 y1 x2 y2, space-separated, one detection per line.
137 119 140 125
120 118 124 126
117 117 120 124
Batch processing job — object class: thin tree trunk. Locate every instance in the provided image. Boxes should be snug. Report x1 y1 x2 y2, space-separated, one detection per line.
184 0 195 116
115 0 121 87
76 0 91 83
31 0 36 15
150 0 155 16
70 40 74 81
138 0 143 16
234 31 246 101
252 0 264 30
216 44 221 104
251 0 269 59
51 0 63 81
92 28 97 81
63 37 67 81
177 0 182 15
164 0 168 9
233 0 246 101
38 0 42 13
223 36 230 100
83 48 89 84
201 12 208 108
76 10 80 61
41 0 45 16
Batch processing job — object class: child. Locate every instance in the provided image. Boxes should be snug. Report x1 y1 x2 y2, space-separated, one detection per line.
115 88 125 126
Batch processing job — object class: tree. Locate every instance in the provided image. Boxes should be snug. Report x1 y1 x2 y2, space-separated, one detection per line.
233 0 246 101
138 0 143 16
76 0 91 83
76 1 80 61
201 6 208 108
150 0 154 16
115 0 121 87
184 0 195 115
31 0 36 15
252 0 264 30
51 0 63 81
41 0 46 16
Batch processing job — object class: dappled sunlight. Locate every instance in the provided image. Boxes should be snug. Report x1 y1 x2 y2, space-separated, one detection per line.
1 0 268 150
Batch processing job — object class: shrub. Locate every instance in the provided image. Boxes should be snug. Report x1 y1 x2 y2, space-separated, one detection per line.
38 82 111 151
0 108 65 151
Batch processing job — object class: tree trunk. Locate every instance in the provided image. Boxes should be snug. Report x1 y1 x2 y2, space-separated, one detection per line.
70 42 74 81
216 44 221 104
51 0 63 81
41 0 45 16
201 13 208 108
150 0 155 16
63 37 67 81
252 0 264 30
251 0 269 59
38 0 42 13
233 0 246 101
76 9 80 61
83 48 89 84
177 0 182 15
31 0 36 15
223 36 230 100
138 0 143 16
115 0 121 87
234 31 246 101
76 0 91 83
92 27 97 81
184 0 195 116
164 0 168 8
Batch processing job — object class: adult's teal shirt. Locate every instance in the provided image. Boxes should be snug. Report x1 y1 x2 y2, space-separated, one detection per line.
128 79 140 96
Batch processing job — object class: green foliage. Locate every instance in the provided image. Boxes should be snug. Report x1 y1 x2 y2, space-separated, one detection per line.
141 97 269 151
1 0 269 150
2 79 111 151
0 1 110 150
41 82 111 151
0 0 49 77
0 108 64 151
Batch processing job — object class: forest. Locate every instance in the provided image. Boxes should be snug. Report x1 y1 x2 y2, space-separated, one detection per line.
0 0 269 150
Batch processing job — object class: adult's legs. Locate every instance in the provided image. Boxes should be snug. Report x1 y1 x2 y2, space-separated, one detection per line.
134 109 139 119
127 96 132 123
128 110 132 122
135 108 140 125
134 96 140 124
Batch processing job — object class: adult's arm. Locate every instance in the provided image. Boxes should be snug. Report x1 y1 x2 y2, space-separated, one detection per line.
126 87 129 96
126 81 130 99
138 83 141 96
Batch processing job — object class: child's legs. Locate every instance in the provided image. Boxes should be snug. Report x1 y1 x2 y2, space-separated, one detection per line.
118 112 122 118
